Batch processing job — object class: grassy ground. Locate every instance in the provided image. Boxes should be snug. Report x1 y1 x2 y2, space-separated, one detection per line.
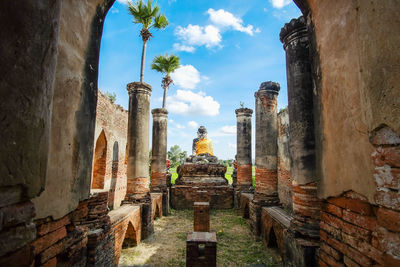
170 166 256 186
119 209 282 267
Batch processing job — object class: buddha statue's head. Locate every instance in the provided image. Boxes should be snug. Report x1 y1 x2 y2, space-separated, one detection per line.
197 126 208 139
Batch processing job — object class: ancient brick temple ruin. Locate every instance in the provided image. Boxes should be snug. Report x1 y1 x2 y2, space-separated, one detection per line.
0 0 399 267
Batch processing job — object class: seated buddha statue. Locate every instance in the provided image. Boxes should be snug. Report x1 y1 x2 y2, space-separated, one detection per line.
188 126 218 163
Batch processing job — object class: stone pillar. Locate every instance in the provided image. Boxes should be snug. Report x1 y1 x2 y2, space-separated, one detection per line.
150 108 169 215
235 108 253 190
126 82 152 198
250 81 280 237
254 81 280 203
126 81 153 238
280 16 320 267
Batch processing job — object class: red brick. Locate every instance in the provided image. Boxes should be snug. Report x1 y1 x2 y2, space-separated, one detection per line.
41 257 57 267
320 242 342 261
383 253 400 266
319 250 345 267
374 190 400 211
341 232 383 264
320 221 342 240
150 171 166 189
342 209 377 231
328 197 373 216
323 203 343 217
318 258 329 267
343 255 360 267
377 207 400 232
321 211 371 240
374 166 399 190
237 164 252 186
37 215 71 236
377 227 400 258
32 226 67 254
322 233 373 266
370 126 400 146
372 147 400 168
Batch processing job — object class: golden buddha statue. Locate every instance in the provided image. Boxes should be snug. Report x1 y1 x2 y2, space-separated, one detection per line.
188 126 218 163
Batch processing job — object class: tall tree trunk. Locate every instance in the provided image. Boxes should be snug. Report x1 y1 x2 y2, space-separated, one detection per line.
140 40 147 82
162 85 168 108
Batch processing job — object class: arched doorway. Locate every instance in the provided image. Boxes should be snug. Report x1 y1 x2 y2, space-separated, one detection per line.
123 222 137 248
92 130 108 189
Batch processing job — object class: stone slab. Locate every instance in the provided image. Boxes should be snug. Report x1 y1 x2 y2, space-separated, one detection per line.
171 185 233 209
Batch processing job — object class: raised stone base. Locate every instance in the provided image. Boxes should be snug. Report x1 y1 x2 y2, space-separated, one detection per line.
171 185 233 209
261 206 292 262
123 194 154 239
186 232 217 267
239 192 253 219
150 187 170 216
284 233 318 267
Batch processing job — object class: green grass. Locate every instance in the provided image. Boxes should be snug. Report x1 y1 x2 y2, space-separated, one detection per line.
119 209 282 267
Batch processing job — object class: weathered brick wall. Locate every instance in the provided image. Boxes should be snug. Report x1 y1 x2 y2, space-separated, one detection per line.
92 91 128 209
277 109 292 211
319 125 400 266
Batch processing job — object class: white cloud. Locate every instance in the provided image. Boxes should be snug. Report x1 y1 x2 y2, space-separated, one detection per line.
228 143 237 149
117 0 131 4
210 125 237 137
167 90 220 116
171 65 201 90
220 125 236 135
175 123 185 129
175 24 222 48
173 43 196 53
270 0 291 9
188 121 199 129
111 7 120 13
207 8 255 36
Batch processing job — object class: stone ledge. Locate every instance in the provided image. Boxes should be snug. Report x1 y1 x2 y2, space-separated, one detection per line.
108 205 140 226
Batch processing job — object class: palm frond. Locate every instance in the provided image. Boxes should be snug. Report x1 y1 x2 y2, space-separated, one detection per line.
128 0 165 30
152 14 169 29
151 54 180 76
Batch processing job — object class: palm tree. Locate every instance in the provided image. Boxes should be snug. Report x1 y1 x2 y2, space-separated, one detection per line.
151 54 180 108
128 0 168 82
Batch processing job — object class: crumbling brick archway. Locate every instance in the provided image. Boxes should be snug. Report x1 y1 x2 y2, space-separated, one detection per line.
92 130 108 189
123 221 138 248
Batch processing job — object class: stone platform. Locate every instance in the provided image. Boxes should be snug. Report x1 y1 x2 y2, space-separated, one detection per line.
171 163 234 209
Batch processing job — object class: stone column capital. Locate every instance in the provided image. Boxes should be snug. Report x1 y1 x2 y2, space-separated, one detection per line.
152 108 168 117
279 16 307 47
127 81 152 96
235 108 253 117
255 81 280 98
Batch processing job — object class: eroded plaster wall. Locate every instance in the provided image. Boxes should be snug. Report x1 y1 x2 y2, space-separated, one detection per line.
0 0 61 200
33 0 115 220
302 0 400 201
92 91 128 209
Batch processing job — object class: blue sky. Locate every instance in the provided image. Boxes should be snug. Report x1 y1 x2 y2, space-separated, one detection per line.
99 0 301 159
